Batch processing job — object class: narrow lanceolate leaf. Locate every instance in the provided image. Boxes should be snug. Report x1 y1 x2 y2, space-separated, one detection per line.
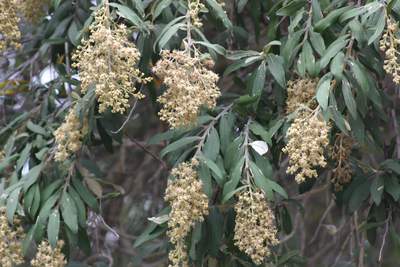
342 79 358 119
314 6 352 32
6 187 21 224
197 154 225 185
47 209 60 248
205 0 233 28
61 192 78 233
266 54 286 87
224 55 263 76
367 9 386 45
22 164 43 191
330 52 345 80
320 36 349 69
160 136 200 158
316 74 332 110
153 0 173 20
109 3 148 32
309 31 326 56
250 61 267 98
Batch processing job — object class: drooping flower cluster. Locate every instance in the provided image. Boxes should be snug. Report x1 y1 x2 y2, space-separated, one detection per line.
164 160 209 267
0 207 25 267
331 134 353 191
17 0 49 24
31 240 67 267
153 50 220 128
380 18 400 84
286 78 318 113
72 5 150 114
53 107 88 162
283 112 330 183
234 190 278 265
0 0 21 51
188 0 205 28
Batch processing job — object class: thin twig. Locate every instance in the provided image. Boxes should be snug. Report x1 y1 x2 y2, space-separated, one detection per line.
309 198 335 245
127 137 168 170
111 98 139 134
379 211 391 263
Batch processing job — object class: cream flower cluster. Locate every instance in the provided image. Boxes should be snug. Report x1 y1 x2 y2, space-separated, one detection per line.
234 190 278 265
331 133 353 191
0 207 24 267
286 78 318 114
31 240 66 267
380 18 400 84
72 5 150 114
17 0 49 24
283 112 330 183
153 50 220 128
0 0 21 51
53 106 88 162
164 160 209 267
188 0 205 28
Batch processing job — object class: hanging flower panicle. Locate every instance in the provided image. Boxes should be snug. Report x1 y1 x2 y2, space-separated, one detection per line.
0 0 21 51
283 112 330 183
331 133 353 191
234 190 279 265
0 207 25 267
31 240 67 267
53 106 88 162
286 78 318 114
380 17 400 84
72 4 151 114
153 50 220 128
188 0 205 28
164 159 209 267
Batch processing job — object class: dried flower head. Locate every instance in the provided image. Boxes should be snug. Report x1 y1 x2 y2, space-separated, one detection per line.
283 112 330 183
164 159 209 267
0 0 21 51
0 207 25 267
53 106 88 162
188 0 205 28
380 18 400 84
72 4 150 114
331 133 353 191
234 190 278 265
17 0 49 24
153 50 220 128
286 78 318 113
31 240 67 267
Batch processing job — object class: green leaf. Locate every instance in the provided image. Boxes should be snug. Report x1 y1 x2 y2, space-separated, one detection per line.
266 54 286 87
109 3 148 32
370 176 384 206
368 10 386 45
6 187 21 223
26 120 47 136
160 136 200 158
193 41 226 55
381 159 400 174
205 0 233 28
22 164 43 191
197 154 225 185
48 209 60 248
330 52 345 80
203 127 220 161
302 41 318 76
69 187 87 227
158 22 185 49
153 0 173 19
249 121 272 145
349 179 371 212
316 73 332 110
277 0 307 16
72 177 99 211
314 6 352 32
342 78 358 119
250 161 287 200
250 61 267 97
309 31 326 56
224 55 263 76
384 176 400 201
320 36 349 69
61 192 78 233
222 157 244 202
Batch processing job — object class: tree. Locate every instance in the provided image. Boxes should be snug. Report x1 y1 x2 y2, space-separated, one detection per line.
1 0 400 266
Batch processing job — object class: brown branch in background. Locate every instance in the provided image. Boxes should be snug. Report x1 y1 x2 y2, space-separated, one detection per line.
127 137 168 170
391 109 400 159
309 199 335 245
